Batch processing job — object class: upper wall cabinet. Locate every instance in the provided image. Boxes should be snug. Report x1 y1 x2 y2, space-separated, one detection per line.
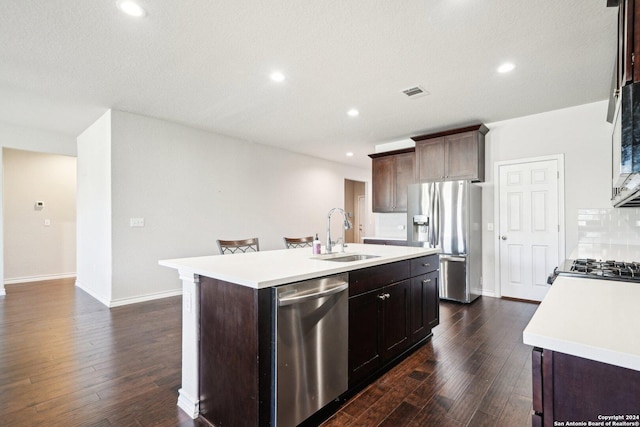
369 149 414 213
412 124 488 182
614 0 640 89
607 1 640 121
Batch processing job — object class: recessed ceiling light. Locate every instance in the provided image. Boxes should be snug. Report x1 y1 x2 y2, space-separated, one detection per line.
270 71 285 82
346 152 354 157
118 1 146 17
497 62 515 73
347 109 359 117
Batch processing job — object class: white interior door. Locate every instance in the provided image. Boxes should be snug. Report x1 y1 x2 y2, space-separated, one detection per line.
497 157 563 301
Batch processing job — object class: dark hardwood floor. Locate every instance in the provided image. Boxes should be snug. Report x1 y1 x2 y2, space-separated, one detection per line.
0 278 207 427
0 278 538 427
320 295 538 427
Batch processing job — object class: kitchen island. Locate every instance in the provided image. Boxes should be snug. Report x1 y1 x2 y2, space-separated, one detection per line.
160 243 439 426
523 276 640 426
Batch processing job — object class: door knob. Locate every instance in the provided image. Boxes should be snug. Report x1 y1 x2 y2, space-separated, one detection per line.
501 236 507 240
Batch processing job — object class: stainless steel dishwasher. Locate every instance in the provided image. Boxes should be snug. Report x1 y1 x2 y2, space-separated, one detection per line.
274 273 349 427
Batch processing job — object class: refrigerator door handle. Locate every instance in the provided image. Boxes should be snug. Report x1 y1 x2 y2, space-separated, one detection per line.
429 183 439 248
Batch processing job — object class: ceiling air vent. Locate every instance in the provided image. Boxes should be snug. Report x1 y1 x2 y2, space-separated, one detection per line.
402 85 428 98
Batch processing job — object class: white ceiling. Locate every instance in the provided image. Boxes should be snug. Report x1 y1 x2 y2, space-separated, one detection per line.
0 0 618 168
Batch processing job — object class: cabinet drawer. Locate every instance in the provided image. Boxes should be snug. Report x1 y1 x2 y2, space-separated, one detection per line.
349 261 410 297
410 254 438 276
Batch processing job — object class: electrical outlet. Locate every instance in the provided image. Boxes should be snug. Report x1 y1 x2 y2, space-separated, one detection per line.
130 218 145 227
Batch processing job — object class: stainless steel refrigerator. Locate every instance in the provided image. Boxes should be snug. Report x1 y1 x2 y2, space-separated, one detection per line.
407 180 482 303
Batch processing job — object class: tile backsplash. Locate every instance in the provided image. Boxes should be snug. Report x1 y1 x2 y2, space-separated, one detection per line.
373 213 407 239
577 208 640 245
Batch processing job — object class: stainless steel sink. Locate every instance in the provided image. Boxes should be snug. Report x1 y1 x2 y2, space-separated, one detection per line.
317 254 380 262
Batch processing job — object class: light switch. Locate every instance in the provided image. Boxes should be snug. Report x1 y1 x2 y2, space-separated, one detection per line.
130 218 145 227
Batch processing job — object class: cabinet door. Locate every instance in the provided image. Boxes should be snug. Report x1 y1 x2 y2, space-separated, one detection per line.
393 152 414 212
348 290 382 386
424 270 439 329
409 276 428 343
381 280 411 360
409 270 439 343
415 137 445 182
372 156 394 212
444 131 479 180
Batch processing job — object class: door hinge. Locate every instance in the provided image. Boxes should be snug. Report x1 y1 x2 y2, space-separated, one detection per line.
557 171 560 179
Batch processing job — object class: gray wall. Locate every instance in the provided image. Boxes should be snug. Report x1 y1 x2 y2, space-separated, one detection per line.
77 110 371 306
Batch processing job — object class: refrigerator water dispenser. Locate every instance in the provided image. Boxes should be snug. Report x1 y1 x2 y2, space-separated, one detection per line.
411 215 430 243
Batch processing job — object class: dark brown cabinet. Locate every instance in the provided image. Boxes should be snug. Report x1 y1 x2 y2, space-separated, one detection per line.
347 279 411 385
531 347 640 426
348 255 439 387
370 149 414 212
412 124 488 182
380 280 411 360
607 1 640 121
410 270 439 343
611 0 640 90
348 261 410 385
409 255 439 343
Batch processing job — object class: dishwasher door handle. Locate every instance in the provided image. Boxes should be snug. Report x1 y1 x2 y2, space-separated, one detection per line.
277 283 348 306
440 255 466 262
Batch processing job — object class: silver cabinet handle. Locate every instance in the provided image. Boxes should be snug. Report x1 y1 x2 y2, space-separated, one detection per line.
422 263 430 267
422 279 431 284
384 293 390 298
377 294 386 300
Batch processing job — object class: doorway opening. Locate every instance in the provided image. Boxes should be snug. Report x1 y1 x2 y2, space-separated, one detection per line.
344 179 366 244
2 148 77 287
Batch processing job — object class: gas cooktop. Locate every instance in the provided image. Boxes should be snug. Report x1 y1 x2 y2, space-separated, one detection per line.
549 258 640 284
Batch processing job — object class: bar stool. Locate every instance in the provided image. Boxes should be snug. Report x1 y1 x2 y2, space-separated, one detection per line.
283 236 314 249
217 238 260 254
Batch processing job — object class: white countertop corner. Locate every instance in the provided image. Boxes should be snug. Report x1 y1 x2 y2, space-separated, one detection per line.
522 276 640 371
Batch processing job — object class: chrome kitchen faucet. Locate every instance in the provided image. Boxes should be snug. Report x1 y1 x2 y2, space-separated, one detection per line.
326 208 352 253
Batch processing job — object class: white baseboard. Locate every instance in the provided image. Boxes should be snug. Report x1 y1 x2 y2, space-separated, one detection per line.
481 289 497 298
4 272 76 285
108 288 182 307
75 280 182 308
177 388 200 419
75 280 111 307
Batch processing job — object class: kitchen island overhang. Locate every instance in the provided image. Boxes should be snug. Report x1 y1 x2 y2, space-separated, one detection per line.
159 243 440 422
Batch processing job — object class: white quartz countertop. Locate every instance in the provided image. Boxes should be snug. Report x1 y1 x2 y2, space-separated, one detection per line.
160 243 438 289
523 275 640 371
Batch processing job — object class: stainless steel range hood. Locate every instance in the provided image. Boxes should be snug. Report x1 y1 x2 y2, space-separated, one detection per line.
612 82 640 207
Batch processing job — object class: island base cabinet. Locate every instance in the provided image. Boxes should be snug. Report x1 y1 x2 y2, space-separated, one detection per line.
409 270 439 343
199 277 273 427
348 280 411 386
348 255 439 388
532 348 640 426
